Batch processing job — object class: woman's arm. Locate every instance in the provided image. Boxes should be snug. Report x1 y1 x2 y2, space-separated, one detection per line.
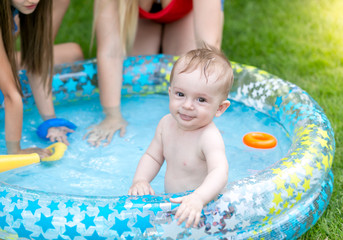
26 0 82 145
28 72 56 120
0 31 24 146
0 34 50 157
193 0 224 48
95 0 123 111
84 0 127 147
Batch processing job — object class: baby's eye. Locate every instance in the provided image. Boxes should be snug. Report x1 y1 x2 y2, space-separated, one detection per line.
176 92 184 97
198 97 206 103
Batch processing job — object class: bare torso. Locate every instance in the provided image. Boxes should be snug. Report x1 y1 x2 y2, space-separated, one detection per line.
161 114 215 193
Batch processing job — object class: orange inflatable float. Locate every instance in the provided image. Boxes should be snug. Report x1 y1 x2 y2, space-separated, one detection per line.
243 132 277 149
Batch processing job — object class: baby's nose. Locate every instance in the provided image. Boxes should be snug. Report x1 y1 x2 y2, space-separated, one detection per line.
182 98 194 109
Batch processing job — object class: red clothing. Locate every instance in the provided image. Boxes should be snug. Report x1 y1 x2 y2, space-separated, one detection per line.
139 0 193 23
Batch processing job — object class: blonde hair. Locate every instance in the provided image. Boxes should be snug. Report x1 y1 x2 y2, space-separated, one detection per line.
0 0 53 94
92 0 138 55
170 45 234 99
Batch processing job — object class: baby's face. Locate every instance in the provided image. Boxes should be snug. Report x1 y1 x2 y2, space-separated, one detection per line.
169 66 225 131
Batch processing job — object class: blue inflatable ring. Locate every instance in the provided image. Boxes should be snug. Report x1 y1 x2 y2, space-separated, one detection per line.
36 118 77 140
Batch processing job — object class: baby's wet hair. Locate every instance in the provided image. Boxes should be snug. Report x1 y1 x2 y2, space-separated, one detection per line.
170 44 234 99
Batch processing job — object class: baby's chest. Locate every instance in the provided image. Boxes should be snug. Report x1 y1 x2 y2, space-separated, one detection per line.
163 134 204 167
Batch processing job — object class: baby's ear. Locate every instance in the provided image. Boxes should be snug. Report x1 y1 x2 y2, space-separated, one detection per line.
215 100 230 117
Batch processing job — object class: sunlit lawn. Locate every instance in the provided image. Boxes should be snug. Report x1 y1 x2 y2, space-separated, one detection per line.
57 0 343 238
223 1 342 239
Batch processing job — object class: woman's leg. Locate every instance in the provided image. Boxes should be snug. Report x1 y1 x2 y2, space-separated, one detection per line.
131 18 163 55
53 43 84 65
162 11 197 55
16 43 83 67
52 0 84 64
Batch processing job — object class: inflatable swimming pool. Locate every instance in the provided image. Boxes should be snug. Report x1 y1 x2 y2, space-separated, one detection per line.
0 55 335 239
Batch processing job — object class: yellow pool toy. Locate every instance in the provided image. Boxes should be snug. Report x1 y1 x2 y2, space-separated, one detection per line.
0 142 67 172
41 142 68 161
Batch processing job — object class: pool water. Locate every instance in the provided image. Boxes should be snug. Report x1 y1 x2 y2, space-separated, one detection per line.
0 94 291 196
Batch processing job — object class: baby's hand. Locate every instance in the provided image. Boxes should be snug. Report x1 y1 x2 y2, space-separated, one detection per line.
17 147 52 159
128 180 155 196
47 126 74 145
170 193 204 228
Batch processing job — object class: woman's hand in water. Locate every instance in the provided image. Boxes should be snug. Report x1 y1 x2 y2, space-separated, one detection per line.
83 107 127 147
47 126 74 145
170 193 204 228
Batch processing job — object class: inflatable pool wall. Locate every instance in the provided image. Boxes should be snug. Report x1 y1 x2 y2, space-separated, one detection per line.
0 55 335 239
3 55 175 110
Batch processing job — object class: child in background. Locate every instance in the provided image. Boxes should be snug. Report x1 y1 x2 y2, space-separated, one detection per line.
0 0 83 156
128 45 233 228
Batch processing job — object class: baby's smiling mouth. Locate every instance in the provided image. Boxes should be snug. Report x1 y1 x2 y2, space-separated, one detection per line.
179 113 194 121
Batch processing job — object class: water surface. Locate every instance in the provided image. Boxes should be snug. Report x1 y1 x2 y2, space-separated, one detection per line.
0 94 291 196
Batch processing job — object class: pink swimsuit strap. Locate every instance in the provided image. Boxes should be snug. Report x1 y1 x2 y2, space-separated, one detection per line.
139 0 193 24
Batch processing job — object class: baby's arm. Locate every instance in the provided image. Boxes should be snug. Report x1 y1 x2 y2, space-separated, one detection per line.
170 129 229 227
128 152 160 196
128 118 165 196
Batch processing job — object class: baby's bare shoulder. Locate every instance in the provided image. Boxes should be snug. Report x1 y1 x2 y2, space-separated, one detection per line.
200 123 225 146
201 122 221 136
159 114 176 128
160 114 173 122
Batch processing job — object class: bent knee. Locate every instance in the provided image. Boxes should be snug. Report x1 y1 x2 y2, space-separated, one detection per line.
66 43 84 61
54 43 84 65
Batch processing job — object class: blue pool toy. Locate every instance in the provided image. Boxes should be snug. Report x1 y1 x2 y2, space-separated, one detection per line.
36 118 77 140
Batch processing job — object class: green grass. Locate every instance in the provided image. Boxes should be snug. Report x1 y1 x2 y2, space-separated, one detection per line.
57 0 343 238
223 1 343 238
